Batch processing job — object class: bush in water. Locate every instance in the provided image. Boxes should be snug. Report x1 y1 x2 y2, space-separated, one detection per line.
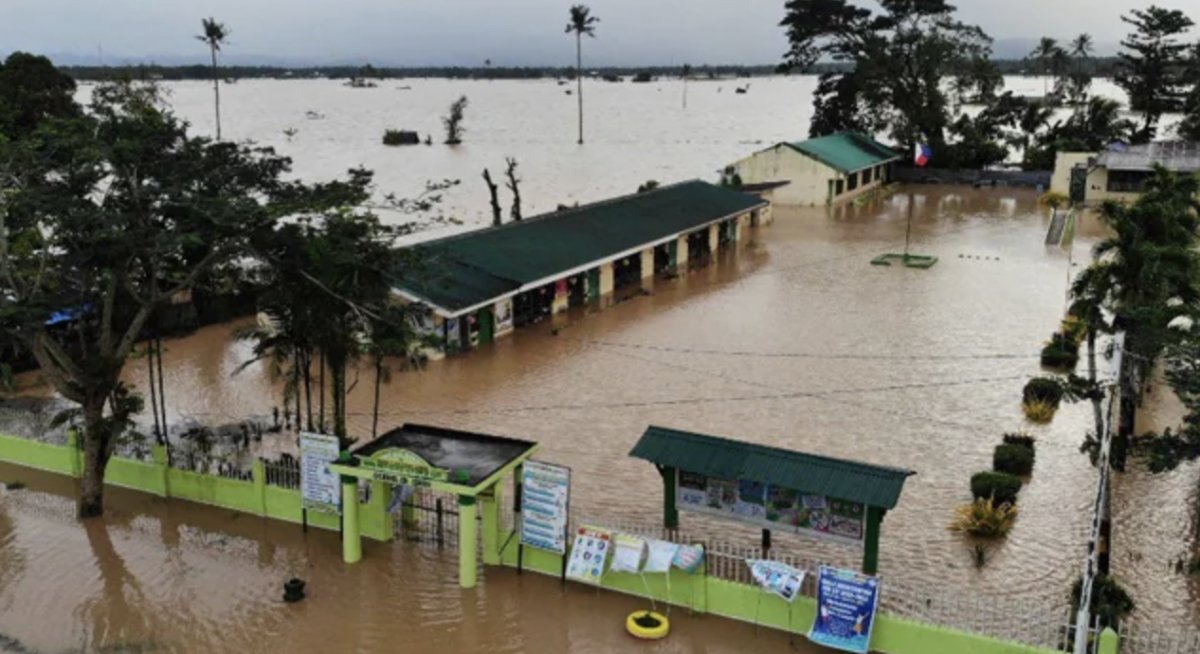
970 471 1022 505
994 443 1035 476
949 497 1018 539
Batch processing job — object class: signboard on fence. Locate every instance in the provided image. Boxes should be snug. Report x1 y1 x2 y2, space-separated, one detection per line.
520 460 571 554
300 432 341 515
676 470 865 545
360 447 450 485
808 566 881 654
747 559 806 603
565 525 611 585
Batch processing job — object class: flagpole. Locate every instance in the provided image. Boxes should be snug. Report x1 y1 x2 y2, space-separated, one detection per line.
904 191 914 260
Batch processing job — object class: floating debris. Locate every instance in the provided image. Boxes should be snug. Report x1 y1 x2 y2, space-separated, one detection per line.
284 577 307 603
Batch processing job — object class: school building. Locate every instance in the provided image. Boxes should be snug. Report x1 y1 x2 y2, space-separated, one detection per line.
726 132 899 206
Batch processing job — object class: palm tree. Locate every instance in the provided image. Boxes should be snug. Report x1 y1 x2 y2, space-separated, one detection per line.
367 305 438 439
565 5 599 145
196 17 229 140
1030 37 1062 98
1070 33 1094 58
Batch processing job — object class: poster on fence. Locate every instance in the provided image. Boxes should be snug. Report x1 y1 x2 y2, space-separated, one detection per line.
644 539 679 573
565 526 611 585
300 432 341 515
610 533 646 573
747 559 806 603
520 460 571 554
808 566 881 654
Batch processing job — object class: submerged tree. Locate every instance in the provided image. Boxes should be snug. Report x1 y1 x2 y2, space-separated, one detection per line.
482 168 502 226
367 304 438 439
566 4 599 145
196 17 229 140
443 95 468 145
1029 37 1065 97
1115 6 1195 143
1178 43 1200 141
0 78 359 517
779 0 992 157
505 157 522 222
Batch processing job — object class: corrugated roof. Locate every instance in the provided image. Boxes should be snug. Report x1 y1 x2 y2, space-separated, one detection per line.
629 425 915 510
395 180 765 314
1096 141 1200 172
785 132 899 174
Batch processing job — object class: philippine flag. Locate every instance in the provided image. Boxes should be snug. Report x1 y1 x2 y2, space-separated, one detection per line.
913 143 932 167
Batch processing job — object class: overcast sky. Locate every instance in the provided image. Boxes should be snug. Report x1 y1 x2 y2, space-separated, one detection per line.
1 0 1194 67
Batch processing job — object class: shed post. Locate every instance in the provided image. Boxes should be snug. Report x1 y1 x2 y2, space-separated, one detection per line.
657 465 678 529
458 495 478 588
341 477 362 564
863 506 883 574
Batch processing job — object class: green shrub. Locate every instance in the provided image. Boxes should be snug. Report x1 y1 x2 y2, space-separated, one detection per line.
1002 432 1037 454
382 129 420 146
994 444 1035 475
1023 377 1064 407
1040 332 1079 370
1071 574 1135 629
970 471 1022 505
1022 399 1056 423
949 497 1018 539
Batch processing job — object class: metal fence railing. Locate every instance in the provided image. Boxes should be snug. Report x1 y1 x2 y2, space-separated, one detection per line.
262 457 300 489
1119 621 1200 654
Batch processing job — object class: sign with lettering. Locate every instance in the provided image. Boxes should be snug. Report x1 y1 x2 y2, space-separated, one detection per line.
520 460 571 554
565 526 611 585
360 448 449 485
808 566 881 653
300 432 341 515
676 471 865 545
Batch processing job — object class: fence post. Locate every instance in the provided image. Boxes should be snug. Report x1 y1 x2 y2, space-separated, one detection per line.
458 495 478 589
252 459 267 516
1097 628 1118 654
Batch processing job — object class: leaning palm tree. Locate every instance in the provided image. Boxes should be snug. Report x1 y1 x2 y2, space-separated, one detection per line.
196 17 229 140
1070 33 1094 59
367 305 439 439
565 5 599 145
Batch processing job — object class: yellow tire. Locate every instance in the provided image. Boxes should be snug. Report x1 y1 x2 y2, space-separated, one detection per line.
626 611 670 640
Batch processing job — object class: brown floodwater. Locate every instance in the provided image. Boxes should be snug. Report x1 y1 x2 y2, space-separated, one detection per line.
5 186 1199 649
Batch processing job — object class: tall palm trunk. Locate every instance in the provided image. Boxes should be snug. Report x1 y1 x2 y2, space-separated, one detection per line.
372 358 383 439
318 351 326 433
210 46 222 140
79 394 112 518
302 350 314 432
576 33 583 145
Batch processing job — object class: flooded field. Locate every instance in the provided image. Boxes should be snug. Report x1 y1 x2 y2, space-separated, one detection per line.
1 77 1196 649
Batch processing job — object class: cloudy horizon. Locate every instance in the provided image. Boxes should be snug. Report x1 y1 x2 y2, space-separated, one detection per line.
1 0 1195 68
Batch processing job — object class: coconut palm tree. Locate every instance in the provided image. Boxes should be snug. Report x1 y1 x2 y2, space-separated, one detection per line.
367 305 439 439
1070 33 1094 58
565 5 599 145
1030 37 1062 98
196 17 229 140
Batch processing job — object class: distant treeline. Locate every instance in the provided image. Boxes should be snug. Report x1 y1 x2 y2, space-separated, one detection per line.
61 58 1124 82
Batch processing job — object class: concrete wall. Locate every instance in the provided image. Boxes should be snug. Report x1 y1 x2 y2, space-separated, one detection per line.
1050 151 1094 196
731 145 887 206
1082 166 1142 205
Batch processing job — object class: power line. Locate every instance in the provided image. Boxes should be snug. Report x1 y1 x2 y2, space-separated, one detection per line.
566 336 1041 361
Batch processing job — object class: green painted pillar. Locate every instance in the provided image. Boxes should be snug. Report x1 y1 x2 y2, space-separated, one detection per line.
369 480 393 541
152 443 170 497
342 478 362 564
480 489 501 566
1097 627 1118 654
67 429 82 478
659 466 678 529
458 495 478 588
863 507 883 574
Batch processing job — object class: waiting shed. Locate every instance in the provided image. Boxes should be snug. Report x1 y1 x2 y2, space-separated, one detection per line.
330 424 538 588
629 425 915 573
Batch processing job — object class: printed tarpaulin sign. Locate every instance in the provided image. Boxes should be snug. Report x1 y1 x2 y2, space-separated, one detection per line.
610 533 646 573
299 432 341 515
747 559 806 603
808 566 881 654
671 543 704 573
565 526 611 585
643 540 679 574
520 460 571 554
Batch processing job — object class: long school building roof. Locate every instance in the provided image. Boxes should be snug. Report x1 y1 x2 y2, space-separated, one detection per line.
394 180 766 316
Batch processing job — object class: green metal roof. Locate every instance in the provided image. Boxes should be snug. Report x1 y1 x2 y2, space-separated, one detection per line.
785 132 899 174
629 425 915 510
395 180 765 314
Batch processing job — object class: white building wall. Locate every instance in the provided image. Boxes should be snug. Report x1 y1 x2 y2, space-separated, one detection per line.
732 146 834 206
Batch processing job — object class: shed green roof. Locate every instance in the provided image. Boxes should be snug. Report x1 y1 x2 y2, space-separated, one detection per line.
629 425 915 510
785 132 899 174
395 180 765 314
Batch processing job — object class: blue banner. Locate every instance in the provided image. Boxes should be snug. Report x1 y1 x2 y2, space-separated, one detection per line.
808 566 881 654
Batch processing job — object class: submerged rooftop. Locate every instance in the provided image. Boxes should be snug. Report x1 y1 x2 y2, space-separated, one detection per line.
393 180 765 315
1096 141 1200 172
785 132 899 174
352 423 537 487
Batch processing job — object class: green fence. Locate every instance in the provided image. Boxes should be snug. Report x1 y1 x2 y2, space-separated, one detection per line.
0 432 390 541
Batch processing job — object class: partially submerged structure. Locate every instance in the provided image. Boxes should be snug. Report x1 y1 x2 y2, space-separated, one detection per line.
394 180 767 355
726 132 899 206
1051 141 1200 205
